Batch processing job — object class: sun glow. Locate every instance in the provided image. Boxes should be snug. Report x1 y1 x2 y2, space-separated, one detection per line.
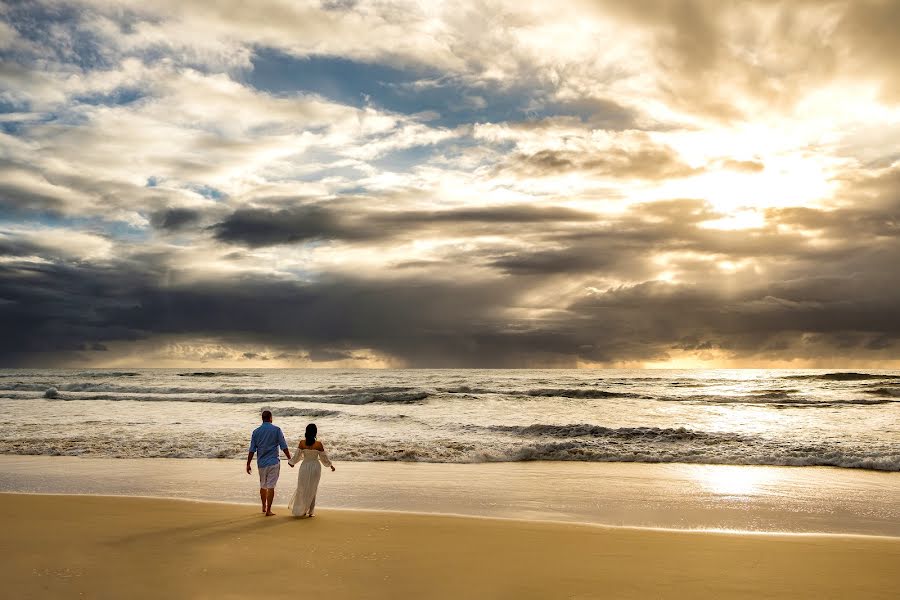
647 153 837 216
637 118 845 223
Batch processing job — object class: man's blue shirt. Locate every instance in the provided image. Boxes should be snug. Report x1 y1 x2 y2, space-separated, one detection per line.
249 422 288 467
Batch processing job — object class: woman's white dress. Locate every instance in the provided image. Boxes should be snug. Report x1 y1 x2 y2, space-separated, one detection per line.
287 445 332 516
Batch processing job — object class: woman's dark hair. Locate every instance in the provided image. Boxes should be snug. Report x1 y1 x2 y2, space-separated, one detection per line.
305 423 317 447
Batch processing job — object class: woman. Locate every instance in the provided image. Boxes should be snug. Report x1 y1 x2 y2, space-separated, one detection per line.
287 423 335 517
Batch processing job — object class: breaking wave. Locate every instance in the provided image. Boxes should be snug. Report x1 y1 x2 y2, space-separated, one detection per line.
658 394 898 406
177 372 260 377
439 385 500 394
523 388 646 399
0 382 430 405
473 443 900 471
755 390 797 399
489 424 727 441
37 391 428 405
76 371 140 377
325 391 429 405
865 387 900 398
440 386 646 399
785 372 900 381
5 428 896 471
271 407 341 418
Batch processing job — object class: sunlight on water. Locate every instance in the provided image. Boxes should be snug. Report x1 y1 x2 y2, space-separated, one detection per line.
691 465 784 499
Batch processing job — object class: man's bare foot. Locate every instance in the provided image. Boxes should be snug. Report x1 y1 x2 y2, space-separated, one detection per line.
262 507 266 513
265 511 276 516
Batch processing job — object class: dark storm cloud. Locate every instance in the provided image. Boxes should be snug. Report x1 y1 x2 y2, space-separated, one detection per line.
306 348 356 362
0 236 44 257
389 205 598 224
4 175 900 367
211 205 361 246
0 247 543 366
5 258 891 367
0 256 148 359
488 250 616 276
566 273 900 361
0 224 610 366
150 208 203 231
212 203 599 247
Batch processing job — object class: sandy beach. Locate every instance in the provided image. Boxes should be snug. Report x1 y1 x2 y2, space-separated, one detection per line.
4 493 899 599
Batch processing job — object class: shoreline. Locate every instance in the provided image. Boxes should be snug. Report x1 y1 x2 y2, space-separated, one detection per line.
2 455 897 536
4 494 899 599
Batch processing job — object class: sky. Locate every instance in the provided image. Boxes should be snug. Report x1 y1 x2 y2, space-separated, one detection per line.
1 0 899 368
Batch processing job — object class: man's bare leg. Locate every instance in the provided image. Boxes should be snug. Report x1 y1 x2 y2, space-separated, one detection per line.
265 488 276 516
259 488 266 513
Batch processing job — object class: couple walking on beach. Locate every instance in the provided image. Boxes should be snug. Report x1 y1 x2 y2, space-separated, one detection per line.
246 410 335 517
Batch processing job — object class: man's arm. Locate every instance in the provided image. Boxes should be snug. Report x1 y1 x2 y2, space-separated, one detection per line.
279 428 292 463
247 431 257 474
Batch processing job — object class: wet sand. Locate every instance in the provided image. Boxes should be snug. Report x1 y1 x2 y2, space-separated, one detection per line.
3 494 899 599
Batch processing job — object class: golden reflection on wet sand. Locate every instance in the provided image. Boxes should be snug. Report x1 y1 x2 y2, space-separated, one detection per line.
689 464 785 500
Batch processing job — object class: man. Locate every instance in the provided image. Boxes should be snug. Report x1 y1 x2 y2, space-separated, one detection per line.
246 410 292 516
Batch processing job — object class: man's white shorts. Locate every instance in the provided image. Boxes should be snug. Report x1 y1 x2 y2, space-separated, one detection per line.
258 463 280 489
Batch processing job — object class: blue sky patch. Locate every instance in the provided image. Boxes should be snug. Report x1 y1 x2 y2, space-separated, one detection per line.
187 185 226 201
74 88 146 108
245 49 557 128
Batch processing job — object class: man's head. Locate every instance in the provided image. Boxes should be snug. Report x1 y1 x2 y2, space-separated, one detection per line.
261 410 272 423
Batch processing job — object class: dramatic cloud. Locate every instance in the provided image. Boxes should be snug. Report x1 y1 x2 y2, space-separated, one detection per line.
1 1 899 367
211 203 599 247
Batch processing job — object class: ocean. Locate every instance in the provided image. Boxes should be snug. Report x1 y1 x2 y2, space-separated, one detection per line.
1 368 898 471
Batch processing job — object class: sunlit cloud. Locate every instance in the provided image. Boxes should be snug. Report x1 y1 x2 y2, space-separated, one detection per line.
1 0 899 367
